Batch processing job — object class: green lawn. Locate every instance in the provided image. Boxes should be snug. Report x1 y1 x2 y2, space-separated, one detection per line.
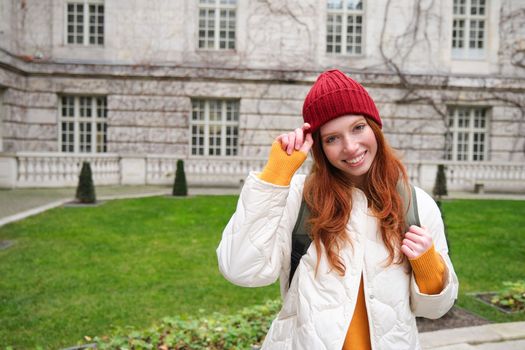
0 196 279 349
0 196 524 349
442 199 525 322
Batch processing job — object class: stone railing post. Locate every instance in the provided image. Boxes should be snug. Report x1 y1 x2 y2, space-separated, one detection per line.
0 154 17 188
120 156 146 185
419 163 438 193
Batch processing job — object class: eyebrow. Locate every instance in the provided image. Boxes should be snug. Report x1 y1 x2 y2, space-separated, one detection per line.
320 117 367 138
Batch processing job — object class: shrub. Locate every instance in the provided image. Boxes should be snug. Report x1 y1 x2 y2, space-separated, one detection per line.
491 280 525 312
432 164 450 252
432 164 448 200
89 299 281 349
172 159 188 197
76 161 96 203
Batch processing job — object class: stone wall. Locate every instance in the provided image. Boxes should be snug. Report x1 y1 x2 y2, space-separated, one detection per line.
0 63 522 164
0 0 523 165
3 0 520 74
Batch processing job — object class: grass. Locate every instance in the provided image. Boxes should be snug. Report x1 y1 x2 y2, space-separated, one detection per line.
441 199 525 323
0 196 524 349
0 195 279 349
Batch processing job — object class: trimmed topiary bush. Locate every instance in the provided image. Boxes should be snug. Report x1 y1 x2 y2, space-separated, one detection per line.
172 159 188 196
433 164 448 200
76 161 96 204
432 163 449 251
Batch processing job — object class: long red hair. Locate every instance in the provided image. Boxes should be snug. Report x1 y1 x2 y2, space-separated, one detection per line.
303 118 409 276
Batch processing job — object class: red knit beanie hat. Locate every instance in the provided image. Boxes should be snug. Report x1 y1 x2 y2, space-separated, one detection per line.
302 69 381 133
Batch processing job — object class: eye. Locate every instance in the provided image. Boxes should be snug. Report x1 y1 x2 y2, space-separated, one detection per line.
324 135 338 144
354 123 366 132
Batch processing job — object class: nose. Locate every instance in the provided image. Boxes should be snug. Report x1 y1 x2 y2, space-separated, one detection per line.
342 136 359 154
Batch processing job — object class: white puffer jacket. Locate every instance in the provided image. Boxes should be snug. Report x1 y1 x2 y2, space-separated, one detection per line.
217 173 459 350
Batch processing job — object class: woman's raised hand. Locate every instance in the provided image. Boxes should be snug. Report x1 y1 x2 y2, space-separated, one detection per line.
259 123 313 186
276 123 314 155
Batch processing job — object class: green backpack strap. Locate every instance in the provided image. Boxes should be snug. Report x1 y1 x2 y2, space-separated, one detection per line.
397 182 421 229
289 198 312 287
288 182 420 287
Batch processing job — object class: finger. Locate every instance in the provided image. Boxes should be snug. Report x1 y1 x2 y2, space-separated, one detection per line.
409 226 433 246
299 133 314 154
286 132 296 155
401 244 417 259
404 232 424 244
302 123 311 133
294 128 304 150
407 232 434 253
276 134 289 152
402 238 421 253
408 225 428 236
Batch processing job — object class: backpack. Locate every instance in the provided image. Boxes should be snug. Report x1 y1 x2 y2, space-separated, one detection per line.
289 183 420 287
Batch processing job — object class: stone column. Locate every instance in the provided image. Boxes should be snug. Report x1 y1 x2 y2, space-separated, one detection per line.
419 163 438 193
0 154 17 188
120 156 146 185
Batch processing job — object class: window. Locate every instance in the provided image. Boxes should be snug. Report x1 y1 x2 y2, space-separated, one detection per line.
452 0 486 59
326 0 363 55
66 0 104 45
60 96 107 153
190 99 239 156
198 0 236 50
445 107 489 161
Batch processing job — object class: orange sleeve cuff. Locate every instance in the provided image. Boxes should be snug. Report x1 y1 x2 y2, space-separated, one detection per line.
258 142 307 186
409 245 446 295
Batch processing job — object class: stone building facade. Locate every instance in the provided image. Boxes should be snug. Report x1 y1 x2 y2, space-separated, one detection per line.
0 0 523 191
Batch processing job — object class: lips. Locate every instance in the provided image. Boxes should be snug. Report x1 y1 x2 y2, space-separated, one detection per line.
343 151 366 166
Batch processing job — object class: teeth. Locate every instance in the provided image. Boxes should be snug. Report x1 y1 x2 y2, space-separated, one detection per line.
346 153 365 164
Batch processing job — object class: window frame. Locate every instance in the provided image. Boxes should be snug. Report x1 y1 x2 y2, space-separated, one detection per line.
190 99 240 157
59 95 108 154
445 106 490 162
326 0 365 56
197 0 237 51
451 0 487 60
64 0 105 46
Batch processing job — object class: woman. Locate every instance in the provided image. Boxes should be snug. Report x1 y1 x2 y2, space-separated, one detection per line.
217 70 458 350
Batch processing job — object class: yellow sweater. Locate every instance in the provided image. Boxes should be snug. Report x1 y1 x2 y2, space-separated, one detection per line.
342 248 445 350
259 144 446 350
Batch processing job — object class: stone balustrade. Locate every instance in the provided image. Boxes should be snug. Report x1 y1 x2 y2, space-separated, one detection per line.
409 161 525 192
1 152 120 188
0 152 523 193
146 156 312 187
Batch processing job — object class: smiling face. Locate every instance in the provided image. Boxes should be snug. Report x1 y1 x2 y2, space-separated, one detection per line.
319 115 378 187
